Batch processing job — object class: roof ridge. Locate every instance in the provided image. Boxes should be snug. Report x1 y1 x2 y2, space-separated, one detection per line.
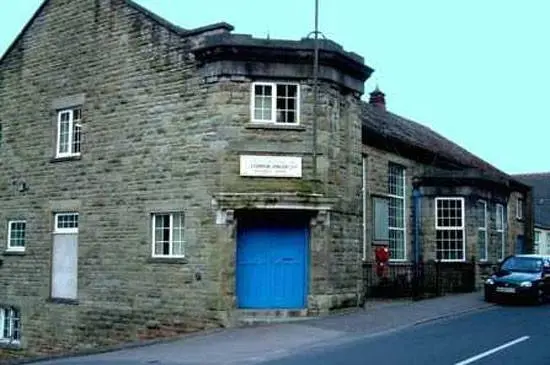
513 172 550 177
361 101 516 183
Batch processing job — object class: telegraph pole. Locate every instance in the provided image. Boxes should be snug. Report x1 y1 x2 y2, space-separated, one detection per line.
312 0 320 182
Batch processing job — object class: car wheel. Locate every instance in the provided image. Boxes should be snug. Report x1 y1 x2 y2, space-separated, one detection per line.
533 289 545 305
484 289 493 303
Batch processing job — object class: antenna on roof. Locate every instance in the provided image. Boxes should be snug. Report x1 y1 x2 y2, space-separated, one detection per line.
305 0 326 186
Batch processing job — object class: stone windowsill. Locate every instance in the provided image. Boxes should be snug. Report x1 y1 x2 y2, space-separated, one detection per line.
2 250 26 256
245 123 306 131
47 297 79 305
147 257 189 264
0 341 22 350
50 154 82 163
388 260 410 265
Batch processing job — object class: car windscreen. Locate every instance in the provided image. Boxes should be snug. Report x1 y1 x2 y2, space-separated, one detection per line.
500 257 543 273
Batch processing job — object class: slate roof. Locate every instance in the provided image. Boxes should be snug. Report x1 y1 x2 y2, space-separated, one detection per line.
514 173 550 229
361 102 528 189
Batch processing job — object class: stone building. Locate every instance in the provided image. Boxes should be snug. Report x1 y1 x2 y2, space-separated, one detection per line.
0 0 532 357
514 173 550 255
362 89 533 289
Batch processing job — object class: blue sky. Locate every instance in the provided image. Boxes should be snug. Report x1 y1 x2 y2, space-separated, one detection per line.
1 1 548 174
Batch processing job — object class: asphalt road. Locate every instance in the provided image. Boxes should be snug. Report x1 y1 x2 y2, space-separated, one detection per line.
262 303 550 365
25 302 550 365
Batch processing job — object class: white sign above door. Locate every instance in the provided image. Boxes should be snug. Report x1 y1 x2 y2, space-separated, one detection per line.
239 155 302 178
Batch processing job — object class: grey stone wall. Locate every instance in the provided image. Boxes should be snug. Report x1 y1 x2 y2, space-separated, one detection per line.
362 145 527 288
0 0 233 355
205 78 365 313
362 145 424 261
0 0 367 355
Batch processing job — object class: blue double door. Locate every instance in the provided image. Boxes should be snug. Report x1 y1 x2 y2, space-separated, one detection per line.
236 211 309 309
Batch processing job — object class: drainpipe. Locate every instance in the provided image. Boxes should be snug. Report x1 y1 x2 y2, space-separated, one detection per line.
525 187 535 254
412 184 423 299
412 184 423 263
359 156 367 307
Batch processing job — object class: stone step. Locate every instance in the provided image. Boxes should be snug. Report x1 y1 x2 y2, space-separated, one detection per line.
233 309 311 326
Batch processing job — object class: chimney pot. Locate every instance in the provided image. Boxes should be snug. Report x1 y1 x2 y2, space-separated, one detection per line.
369 86 386 110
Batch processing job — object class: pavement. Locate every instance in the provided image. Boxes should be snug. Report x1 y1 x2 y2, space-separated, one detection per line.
5 291 496 365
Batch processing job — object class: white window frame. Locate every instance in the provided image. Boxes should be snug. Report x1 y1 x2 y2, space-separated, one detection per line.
7 220 26 252
56 108 82 158
546 232 550 255
535 230 542 254
54 213 79 234
386 163 406 261
516 197 523 219
250 82 300 125
477 200 488 261
0 307 21 344
435 197 466 262
151 213 185 258
496 203 506 260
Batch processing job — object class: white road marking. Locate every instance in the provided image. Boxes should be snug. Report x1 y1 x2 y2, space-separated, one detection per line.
454 335 530 365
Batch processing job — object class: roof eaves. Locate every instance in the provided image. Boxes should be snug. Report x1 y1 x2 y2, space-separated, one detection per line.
125 1 234 38
124 0 187 35
535 223 550 231
183 22 234 37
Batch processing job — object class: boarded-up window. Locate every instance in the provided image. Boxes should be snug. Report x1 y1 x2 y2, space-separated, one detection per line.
51 213 79 300
373 197 389 241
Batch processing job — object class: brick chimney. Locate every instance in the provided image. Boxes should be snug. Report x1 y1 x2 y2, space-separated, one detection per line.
369 86 386 110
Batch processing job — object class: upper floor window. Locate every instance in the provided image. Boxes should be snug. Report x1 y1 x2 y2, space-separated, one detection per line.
251 82 299 124
152 212 185 258
435 197 465 261
516 197 523 219
7 220 26 252
56 108 82 158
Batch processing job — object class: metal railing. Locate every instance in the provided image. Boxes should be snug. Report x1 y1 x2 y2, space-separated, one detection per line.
363 256 477 300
